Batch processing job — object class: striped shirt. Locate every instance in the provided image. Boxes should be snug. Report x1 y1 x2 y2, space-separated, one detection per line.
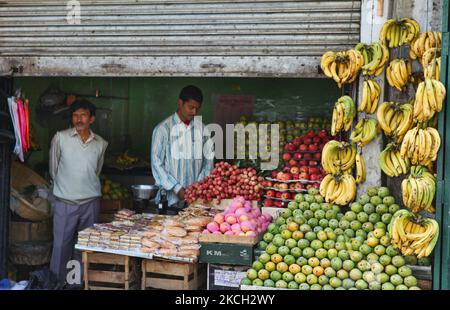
151 113 214 206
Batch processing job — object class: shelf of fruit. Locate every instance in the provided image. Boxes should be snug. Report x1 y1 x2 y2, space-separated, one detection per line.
264 177 321 184
263 195 295 203
264 187 308 193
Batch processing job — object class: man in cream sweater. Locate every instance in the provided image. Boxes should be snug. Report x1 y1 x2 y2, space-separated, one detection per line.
49 99 108 284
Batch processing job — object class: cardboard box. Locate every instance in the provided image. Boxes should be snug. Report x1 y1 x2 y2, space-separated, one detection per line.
207 264 248 290
100 198 131 213
200 242 256 266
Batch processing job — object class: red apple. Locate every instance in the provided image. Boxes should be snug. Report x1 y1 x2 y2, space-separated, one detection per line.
299 144 308 152
304 138 312 145
310 174 320 181
290 166 300 174
294 182 304 190
281 192 291 200
266 181 273 188
279 183 289 190
313 137 321 144
292 174 300 180
318 130 328 139
306 184 313 190
309 144 318 152
289 183 297 190
307 130 315 138
294 153 302 160
276 192 282 198
309 167 319 175
303 153 312 160
276 172 285 180
264 199 274 207
288 159 298 167
299 172 309 180
274 201 283 208
293 137 302 146
266 190 275 197
282 153 291 161
281 173 292 181
313 152 321 160
309 160 318 167
300 166 309 173
271 171 279 179
288 143 296 151
274 183 280 189
283 167 291 173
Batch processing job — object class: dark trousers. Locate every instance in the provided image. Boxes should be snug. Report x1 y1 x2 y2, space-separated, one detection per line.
50 198 100 283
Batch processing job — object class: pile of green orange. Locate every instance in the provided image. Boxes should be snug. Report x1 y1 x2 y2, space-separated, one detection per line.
241 186 420 290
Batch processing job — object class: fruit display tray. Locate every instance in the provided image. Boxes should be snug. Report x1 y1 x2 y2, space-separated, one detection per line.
263 187 307 193
284 150 322 154
263 195 294 202
265 177 321 184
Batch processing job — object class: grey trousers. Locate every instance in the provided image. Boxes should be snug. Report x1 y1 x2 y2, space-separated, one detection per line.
50 198 100 283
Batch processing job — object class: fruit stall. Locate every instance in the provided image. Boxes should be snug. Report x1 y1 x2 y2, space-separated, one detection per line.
0 0 449 292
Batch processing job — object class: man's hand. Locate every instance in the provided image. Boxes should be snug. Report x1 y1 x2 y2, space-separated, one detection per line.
177 187 186 200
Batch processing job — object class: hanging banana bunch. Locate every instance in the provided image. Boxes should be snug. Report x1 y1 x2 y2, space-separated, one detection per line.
400 126 441 166
380 18 420 48
320 49 364 88
389 209 439 258
414 78 447 122
410 32 442 60
386 59 413 91
376 101 414 142
350 118 379 147
331 95 356 136
360 79 381 114
320 173 357 206
379 142 410 177
355 42 390 76
422 48 441 80
355 151 366 185
321 141 356 174
401 166 437 214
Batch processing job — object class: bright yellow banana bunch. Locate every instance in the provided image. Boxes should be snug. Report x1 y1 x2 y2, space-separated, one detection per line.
355 42 389 76
401 166 436 214
379 142 410 177
388 209 439 258
386 59 412 91
350 118 379 147
321 140 356 174
360 79 381 114
331 96 356 136
400 126 441 166
319 173 357 206
414 78 446 122
380 18 420 48
410 32 442 60
320 49 364 88
376 101 414 142
355 151 366 185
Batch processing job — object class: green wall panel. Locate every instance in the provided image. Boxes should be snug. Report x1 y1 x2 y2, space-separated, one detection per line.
14 77 340 169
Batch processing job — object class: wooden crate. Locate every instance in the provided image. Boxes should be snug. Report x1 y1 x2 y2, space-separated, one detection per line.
141 259 206 290
82 251 139 290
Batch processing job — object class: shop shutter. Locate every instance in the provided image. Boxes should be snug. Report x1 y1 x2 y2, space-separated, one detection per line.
0 0 361 77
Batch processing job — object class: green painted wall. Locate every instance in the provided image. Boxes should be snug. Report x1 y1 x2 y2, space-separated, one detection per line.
14 77 340 169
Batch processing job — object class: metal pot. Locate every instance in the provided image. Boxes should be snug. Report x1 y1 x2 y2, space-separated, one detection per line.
131 185 159 200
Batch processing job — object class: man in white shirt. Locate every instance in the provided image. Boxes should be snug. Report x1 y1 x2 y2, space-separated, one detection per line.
49 99 108 283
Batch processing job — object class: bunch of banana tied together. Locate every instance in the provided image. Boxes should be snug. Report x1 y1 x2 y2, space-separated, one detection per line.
423 48 441 80
355 42 390 76
377 101 414 143
380 18 420 48
379 142 410 177
115 150 139 168
321 140 357 174
386 59 413 91
388 209 439 258
401 166 436 213
360 79 381 114
414 78 446 122
319 173 357 206
410 32 442 60
350 118 379 147
400 126 441 167
331 96 356 136
320 49 364 88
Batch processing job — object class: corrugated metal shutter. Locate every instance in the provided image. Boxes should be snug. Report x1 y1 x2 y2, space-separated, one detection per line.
0 0 361 77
